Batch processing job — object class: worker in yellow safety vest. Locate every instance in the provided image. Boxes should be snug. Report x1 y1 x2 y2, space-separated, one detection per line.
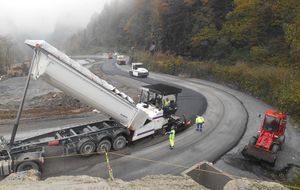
162 97 171 115
195 115 205 132
163 97 171 107
165 127 176 149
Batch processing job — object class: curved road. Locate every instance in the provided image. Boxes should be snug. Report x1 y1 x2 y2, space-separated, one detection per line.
88 58 299 180
41 59 248 180
1 57 299 181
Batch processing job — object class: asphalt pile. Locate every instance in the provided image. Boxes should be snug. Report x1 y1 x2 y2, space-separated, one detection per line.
0 92 93 120
29 92 88 109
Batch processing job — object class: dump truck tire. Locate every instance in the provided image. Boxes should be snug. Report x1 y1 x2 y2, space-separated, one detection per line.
17 161 39 172
113 136 126 150
97 139 111 153
77 138 96 156
271 144 280 153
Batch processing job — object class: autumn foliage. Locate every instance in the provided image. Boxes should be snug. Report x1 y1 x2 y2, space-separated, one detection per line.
65 0 300 124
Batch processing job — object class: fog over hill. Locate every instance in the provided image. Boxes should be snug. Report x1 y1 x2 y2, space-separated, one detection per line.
0 0 112 57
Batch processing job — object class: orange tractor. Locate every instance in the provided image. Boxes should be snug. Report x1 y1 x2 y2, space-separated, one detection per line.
242 110 287 165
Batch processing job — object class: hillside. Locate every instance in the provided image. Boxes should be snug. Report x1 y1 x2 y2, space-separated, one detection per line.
64 0 300 124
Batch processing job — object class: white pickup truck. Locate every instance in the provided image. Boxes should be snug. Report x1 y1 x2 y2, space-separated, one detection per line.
129 63 149 78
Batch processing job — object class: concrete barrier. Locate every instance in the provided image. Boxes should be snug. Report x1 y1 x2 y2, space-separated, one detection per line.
182 161 233 190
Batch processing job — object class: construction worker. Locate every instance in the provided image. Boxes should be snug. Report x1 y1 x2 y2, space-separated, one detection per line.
163 97 171 115
163 97 171 107
195 115 205 132
165 127 176 149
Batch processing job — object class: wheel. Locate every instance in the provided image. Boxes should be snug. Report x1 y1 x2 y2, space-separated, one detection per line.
129 71 133 76
17 161 39 172
77 138 96 156
97 139 112 153
249 136 257 146
271 158 277 167
271 144 280 153
113 136 127 150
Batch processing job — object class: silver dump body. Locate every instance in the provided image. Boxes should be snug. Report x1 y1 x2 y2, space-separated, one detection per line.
25 40 148 130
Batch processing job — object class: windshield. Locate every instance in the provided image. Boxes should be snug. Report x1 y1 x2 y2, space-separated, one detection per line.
133 64 143 69
140 90 156 103
262 115 280 132
139 90 164 108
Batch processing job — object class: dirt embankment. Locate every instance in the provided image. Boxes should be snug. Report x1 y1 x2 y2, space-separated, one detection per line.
0 92 92 120
0 60 139 122
0 170 206 190
0 169 291 190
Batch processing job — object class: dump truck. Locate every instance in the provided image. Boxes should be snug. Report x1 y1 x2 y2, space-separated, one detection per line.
116 55 126 65
242 110 287 165
0 40 191 176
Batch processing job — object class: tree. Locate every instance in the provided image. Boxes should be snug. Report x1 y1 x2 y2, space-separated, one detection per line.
0 36 14 75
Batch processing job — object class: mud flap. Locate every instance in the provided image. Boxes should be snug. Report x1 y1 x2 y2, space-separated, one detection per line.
242 145 277 166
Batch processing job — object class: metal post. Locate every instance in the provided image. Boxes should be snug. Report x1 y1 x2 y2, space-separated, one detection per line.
105 149 114 180
9 48 38 148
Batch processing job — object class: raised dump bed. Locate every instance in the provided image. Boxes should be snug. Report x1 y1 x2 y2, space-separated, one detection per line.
25 40 148 129
182 161 233 190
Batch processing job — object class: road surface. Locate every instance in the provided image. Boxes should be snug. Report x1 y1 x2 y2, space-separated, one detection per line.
41 58 248 180
0 57 299 181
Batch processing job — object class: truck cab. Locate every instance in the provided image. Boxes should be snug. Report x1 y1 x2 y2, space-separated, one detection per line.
0 136 44 176
242 110 287 165
116 55 126 65
129 63 149 78
0 138 12 176
255 110 286 150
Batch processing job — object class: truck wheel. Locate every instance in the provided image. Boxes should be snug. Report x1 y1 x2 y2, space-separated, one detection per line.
97 139 111 153
77 138 96 156
249 136 257 146
113 136 127 150
129 71 133 76
271 158 277 167
271 144 280 153
17 161 39 172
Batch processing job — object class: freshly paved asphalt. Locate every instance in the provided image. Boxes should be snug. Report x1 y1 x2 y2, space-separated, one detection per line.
2 57 298 181
41 59 248 180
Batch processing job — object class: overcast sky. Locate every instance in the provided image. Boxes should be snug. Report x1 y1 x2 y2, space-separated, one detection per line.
0 0 111 36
